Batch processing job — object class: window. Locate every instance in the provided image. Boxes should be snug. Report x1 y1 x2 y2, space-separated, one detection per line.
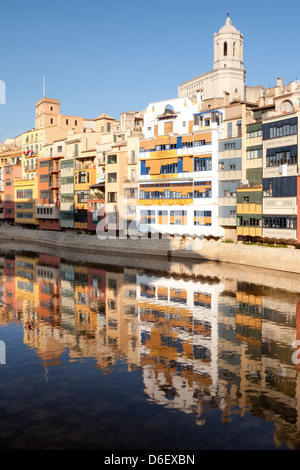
108 192 117 203
224 42 227 56
108 173 117 183
107 154 117 164
194 157 212 172
40 175 49 183
224 142 235 150
140 210 156 225
170 210 187 225
75 120 77 126
194 210 212 226
66 119 69 125
131 150 136 164
78 171 86 183
247 148 262 159
50 118 53 124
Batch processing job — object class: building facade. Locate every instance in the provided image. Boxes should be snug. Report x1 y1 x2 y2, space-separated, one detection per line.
137 97 224 237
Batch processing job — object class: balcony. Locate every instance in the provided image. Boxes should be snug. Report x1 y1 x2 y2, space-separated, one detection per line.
75 162 96 170
36 203 59 219
219 217 236 227
218 170 242 181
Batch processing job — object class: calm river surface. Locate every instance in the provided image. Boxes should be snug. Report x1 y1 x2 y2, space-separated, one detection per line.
0 244 300 450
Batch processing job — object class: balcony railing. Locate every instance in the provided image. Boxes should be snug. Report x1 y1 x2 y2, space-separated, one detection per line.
75 163 96 170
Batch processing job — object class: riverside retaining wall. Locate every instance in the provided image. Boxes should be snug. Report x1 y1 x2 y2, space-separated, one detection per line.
0 226 300 274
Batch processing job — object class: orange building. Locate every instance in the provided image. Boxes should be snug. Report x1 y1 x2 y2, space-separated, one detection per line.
36 157 61 230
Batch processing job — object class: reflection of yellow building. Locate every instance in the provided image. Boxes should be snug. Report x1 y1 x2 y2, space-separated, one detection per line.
235 291 262 346
14 178 38 225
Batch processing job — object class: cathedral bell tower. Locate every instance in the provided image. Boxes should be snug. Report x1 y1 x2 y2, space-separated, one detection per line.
214 14 244 72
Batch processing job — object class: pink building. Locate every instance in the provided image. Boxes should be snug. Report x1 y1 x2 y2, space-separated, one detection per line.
3 164 22 220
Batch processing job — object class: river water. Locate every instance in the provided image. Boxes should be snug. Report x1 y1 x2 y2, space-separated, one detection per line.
0 244 300 451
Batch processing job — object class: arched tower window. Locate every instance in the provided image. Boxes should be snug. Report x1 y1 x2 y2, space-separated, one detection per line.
224 42 227 56
233 42 236 56
280 100 293 114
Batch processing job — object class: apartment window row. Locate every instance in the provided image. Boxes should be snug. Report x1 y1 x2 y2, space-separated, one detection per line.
269 124 297 139
16 213 33 219
16 190 33 199
266 146 297 167
16 203 33 210
124 188 138 199
247 148 262 159
224 142 236 150
139 190 194 200
263 118 298 140
237 217 262 227
139 209 212 227
247 129 262 138
140 209 187 225
263 176 297 197
262 216 297 229
194 157 212 172
140 140 211 153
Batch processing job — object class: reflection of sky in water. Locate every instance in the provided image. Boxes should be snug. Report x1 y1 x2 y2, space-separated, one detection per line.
0 251 298 450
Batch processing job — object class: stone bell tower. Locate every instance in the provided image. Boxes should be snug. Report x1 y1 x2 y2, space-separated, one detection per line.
178 15 246 102
213 14 244 72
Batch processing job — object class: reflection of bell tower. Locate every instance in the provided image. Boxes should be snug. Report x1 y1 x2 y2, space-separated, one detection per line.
213 15 244 72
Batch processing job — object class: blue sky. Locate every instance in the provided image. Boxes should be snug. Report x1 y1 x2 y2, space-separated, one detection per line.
0 0 299 141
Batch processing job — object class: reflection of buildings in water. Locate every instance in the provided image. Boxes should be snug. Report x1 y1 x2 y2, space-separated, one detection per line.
136 273 224 419
105 269 140 370
1 249 300 446
221 287 300 448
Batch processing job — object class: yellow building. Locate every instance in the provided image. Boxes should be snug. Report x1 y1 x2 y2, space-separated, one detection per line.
236 186 263 238
14 178 38 225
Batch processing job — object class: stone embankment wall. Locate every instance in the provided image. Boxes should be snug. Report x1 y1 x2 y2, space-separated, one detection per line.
0 226 300 274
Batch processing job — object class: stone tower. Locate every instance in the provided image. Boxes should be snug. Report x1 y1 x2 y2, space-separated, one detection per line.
213 15 244 72
178 15 246 102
